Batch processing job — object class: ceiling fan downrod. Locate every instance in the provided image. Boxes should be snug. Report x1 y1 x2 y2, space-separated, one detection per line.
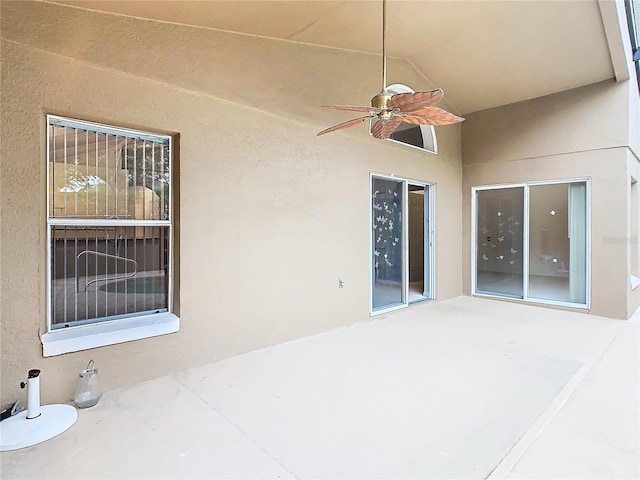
371 0 392 111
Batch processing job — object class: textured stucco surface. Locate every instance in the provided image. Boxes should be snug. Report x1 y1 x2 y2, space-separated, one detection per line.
2 0 637 408
0 1 463 405
462 80 638 319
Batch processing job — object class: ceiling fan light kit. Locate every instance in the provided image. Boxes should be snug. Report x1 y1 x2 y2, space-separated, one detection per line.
318 0 464 140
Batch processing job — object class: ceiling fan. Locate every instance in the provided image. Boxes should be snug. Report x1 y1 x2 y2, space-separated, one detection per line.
317 0 464 139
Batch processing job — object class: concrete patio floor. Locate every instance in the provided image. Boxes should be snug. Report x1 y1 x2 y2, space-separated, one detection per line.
1 296 638 479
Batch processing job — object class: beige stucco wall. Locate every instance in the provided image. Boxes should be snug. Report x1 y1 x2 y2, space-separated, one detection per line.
627 149 640 317
462 79 637 319
626 67 640 318
0 2 463 405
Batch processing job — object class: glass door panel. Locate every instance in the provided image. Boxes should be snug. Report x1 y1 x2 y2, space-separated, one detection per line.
476 187 524 298
568 182 587 304
372 177 405 311
528 182 587 304
423 185 432 299
408 185 427 303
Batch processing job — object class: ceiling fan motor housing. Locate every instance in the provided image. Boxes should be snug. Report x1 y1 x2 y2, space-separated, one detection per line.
371 91 392 110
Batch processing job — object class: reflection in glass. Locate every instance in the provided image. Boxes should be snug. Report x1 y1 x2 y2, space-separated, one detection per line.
475 187 524 298
372 177 404 310
47 116 173 331
50 225 169 328
49 124 170 221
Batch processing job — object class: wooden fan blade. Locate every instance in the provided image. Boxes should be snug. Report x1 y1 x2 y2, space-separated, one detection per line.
401 106 465 126
387 89 444 112
322 105 382 114
371 117 402 139
317 115 371 136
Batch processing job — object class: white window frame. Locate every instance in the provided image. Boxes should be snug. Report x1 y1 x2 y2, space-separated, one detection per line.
42 115 179 356
471 178 591 309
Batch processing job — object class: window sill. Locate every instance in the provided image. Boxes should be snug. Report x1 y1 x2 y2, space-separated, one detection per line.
41 313 179 357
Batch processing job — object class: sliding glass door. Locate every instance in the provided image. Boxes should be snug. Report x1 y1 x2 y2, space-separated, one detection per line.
528 182 587 304
476 187 524 298
474 180 588 307
371 175 434 314
372 176 405 310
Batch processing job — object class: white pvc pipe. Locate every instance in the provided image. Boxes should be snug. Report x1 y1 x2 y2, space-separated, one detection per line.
26 370 41 419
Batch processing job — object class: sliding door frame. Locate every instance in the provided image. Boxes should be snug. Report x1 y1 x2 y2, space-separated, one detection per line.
370 173 436 316
422 182 437 301
471 178 590 309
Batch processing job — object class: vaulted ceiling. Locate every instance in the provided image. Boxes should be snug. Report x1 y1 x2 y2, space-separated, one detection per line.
53 0 625 114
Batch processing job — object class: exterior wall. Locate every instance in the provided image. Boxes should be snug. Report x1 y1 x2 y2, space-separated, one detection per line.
0 2 463 404
462 79 635 319
627 150 640 317
626 74 640 317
